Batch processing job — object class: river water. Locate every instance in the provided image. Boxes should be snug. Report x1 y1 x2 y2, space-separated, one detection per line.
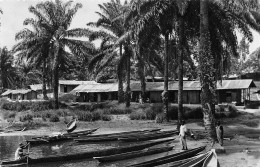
0 135 176 167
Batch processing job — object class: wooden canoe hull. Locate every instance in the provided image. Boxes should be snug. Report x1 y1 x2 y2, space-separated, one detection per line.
75 130 172 143
126 146 206 167
66 119 77 133
1 138 174 166
93 146 174 163
26 128 98 145
118 131 177 142
178 151 210 167
86 129 161 138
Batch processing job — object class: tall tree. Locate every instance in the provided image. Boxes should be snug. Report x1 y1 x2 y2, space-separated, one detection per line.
87 0 134 106
13 15 52 100
16 0 94 108
199 0 217 141
0 47 16 90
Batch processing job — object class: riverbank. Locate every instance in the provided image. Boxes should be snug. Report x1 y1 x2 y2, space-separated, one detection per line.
1 110 260 167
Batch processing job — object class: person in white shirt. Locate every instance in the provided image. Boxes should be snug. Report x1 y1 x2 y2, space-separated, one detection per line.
179 120 188 150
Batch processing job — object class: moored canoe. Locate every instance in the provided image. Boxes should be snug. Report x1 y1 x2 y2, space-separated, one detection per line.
118 131 177 142
66 119 77 133
93 146 174 163
27 128 99 145
1 138 174 166
126 146 206 167
178 151 211 167
202 149 220 167
74 129 165 142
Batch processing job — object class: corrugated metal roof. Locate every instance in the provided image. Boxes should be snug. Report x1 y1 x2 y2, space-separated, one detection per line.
217 79 255 89
59 80 97 85
253 81 260 88
69 79 255 93
1 89 33 96
71 82 119 94
1 89 12 96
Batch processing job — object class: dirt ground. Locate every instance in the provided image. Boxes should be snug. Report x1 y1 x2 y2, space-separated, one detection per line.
1 110 260 167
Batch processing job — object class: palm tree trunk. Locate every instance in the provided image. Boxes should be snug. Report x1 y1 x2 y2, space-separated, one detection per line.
42 58 49 100
125 45 131 108
177 17 184 131
162 32 169 122
118 44 124 103
137 45 146 102
199 0 216 141
53 44 60 109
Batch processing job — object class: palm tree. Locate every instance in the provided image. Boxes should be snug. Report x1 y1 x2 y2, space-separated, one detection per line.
128 0 253 136
13 16 52 100
15 60 42 88
87 0 134 106
15 0 94 108
199 0 217 141
0 47 16 90
44 0 94 109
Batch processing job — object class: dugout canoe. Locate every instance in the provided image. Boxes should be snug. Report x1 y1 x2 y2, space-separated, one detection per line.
63 127 99 137
1 138 174 166
202 149 220 167
74 129 164 142
27 128 98 145
118 131 177 142
93 146 174 163
126 146 206 167
86 128 161 138
66 119 77 133
156 153 205 167
177 151 211 167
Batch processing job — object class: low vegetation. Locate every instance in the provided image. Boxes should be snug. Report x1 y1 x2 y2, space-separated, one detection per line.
0 99 243 130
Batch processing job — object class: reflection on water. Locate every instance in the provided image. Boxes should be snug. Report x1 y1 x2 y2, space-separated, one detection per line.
0 136 178 167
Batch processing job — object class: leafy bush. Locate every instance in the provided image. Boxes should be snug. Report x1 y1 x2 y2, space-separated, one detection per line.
72 102 111 111
3 111 16 119
49 115 60 122
73 110 92 121
168 106 178 119
184 107 203 119
59 93 76 102
56 109 70 117
19 114 33 122
0 100 66 112
129 109 146 120
155 113 165 123
144 108 157 120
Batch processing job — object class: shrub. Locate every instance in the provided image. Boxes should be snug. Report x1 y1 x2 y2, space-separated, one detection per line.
41 110 53 118
129 109 146 120
150 103 164 114
92 109 103 121
101 114 112 121
144 108 157 120
73 110 92 121
3 111 16 119
155 113 165 123
56 109 70 117
19 114 33 122
59 93 76 102
184 107 203 119
49 115 60 122
168 106 178 120
0 100 66 112
228 104 238 117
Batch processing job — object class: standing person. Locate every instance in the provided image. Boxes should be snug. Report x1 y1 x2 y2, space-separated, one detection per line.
216 121 224 146
14 142 29 160
179 120 188 150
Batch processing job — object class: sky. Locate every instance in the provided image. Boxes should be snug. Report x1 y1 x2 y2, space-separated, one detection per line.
0 0 260 54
